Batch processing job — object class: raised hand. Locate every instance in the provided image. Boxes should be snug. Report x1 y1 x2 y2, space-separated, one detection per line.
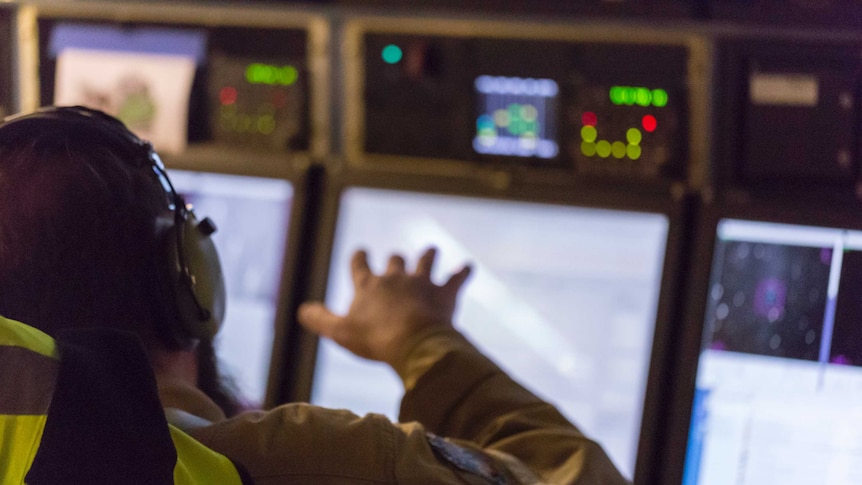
298 247 472 367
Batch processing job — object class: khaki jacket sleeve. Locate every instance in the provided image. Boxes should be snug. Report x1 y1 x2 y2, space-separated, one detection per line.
394 327 630 485
188 403 543 485
182 328 629 485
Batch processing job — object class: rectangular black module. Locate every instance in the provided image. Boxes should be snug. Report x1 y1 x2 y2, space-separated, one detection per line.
37 19 310 153
716 40 862 192
362 32 689 181
207 27 309 153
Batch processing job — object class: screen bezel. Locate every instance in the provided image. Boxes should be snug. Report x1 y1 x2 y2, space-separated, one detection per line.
159 154 315 411
658 198 862 485
34 14 317 158
284 166 691 485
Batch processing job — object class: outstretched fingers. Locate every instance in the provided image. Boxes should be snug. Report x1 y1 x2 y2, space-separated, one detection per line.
415 247 437 277
386 254 406 275
443 265 472 295
351 250 371 286
297 302 343 340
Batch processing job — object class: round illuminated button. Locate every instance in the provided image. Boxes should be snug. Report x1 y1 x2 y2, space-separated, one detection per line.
596 140 612 158
626 128 642 145
642 115 657 132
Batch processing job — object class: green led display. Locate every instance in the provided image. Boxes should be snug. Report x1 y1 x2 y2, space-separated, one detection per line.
651 89 669 107
245 64 299 86
609 86 669 107
382 44 403 64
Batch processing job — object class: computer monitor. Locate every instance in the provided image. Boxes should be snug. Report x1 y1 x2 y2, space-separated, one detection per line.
310 186 671 478
681 218 862 485
169 170 294 408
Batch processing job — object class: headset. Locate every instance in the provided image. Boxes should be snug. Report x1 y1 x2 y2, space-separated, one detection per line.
0 106 226 344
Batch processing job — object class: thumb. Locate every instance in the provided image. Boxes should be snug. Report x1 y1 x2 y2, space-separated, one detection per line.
297 302 343 339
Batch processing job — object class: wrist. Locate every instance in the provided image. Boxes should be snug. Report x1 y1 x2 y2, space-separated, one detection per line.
391 326 467 390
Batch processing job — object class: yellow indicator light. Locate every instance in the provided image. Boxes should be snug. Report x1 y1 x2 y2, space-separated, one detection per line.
627 144 642 160
521 105 538 122
257 115 276 135
582 141 597 157
627 128 642 145
581 126 598 143
612 142 626 159
596 140 612 158
494 109 510 128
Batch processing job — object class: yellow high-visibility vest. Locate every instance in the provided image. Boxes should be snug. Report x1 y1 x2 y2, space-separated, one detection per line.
0 315 250 484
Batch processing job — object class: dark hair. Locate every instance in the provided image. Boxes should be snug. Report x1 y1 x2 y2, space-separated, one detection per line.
0 111 170 346
0 108 241 416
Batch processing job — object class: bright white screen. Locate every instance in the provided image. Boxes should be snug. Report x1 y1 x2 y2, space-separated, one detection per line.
683 219 862 485
311 187 669 477
169 170 293 408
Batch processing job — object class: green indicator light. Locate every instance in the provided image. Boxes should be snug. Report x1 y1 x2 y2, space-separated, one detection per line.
246 64 298 86
510 119 527 136
627 144 642 160
612 141 627 159
508 104 522 121
581 125 598 143
621 88 635 106
636 88 651 107
596 140 612 158
652 89 669 107
525 120 538 134
280 66 299 86
246 64 264 84
627 128 642 145
382 44 403 64
257 115 276 135
609 86 669 107
609 86 624 105
582 141 597 157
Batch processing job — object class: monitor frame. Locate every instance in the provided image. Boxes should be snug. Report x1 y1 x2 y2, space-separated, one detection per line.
340 15 711 190
162 153 319 411
15 0 331 163
659 198 862 485
285 166 692 485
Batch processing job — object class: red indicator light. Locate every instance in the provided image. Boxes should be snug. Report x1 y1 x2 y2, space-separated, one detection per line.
582 111 597 126
220 86 238 106
642 115 657 132
272 89 289 108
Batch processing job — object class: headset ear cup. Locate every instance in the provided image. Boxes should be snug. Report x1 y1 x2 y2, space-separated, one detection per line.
164 213 226 341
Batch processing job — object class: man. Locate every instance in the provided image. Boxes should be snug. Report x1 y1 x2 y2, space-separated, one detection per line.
0 106 628 484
